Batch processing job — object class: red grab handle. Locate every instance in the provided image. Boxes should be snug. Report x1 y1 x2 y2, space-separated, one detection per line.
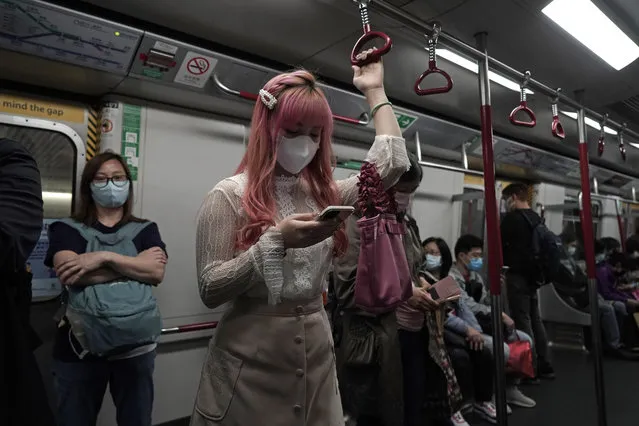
350 31 393 66
552 116 565 139
351 0 392 67
509 102 537 128
598 136 605 156
414 61 453 96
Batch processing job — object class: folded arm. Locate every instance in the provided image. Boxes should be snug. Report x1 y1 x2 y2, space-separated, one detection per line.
53 250 122 286
105 248 166 285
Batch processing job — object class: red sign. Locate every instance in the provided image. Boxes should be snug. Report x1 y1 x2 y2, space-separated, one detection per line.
187 57 210 75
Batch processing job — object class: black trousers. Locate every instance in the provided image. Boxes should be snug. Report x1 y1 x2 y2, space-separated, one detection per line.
506 273 551 373
444 330 494 404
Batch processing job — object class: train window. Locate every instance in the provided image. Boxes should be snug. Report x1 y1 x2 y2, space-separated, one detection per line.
0 120 80 301
561 195 601 261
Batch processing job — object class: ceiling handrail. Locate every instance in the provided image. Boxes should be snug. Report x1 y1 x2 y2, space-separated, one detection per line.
212 74 370 126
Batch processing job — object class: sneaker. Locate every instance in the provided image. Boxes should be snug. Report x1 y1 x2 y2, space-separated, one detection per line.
474 401 497 424
451 411 471 426
490 396 512 415
506 386 536 408
538 364 556 380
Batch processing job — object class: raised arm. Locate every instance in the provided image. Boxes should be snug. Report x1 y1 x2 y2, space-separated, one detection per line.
196 183 286 308
336 54 409 206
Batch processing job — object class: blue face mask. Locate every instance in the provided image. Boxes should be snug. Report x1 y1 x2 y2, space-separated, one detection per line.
468 257 484 272
595 253 606 264
425 254 442 271
90 180 130 208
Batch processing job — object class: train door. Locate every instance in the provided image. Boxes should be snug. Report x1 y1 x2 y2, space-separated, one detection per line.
0 112 85 411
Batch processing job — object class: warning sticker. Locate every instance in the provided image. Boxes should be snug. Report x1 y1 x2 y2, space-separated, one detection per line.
174 51 218 88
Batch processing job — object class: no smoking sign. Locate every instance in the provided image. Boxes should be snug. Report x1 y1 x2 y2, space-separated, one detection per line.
174 51 218 89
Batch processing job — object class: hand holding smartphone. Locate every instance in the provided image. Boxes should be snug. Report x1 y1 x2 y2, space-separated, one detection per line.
316 206 355 222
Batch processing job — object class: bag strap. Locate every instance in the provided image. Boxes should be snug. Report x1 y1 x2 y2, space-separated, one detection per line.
114 221 153 241
516 209 536 230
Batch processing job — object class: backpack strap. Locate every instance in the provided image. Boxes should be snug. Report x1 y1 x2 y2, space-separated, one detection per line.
55 218 103 242
114 221 153 241
516 209 535 229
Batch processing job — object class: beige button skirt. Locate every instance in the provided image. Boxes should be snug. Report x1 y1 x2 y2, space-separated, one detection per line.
190 297 344 426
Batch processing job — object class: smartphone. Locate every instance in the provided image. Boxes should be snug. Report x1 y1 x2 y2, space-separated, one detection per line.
317 205 355 221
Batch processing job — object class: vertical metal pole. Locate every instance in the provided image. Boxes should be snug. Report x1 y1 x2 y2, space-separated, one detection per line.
615 200 626 252
575 90 607 426
476 32 507 426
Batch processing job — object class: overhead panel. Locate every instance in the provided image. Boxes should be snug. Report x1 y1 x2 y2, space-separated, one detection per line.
0 0 142 75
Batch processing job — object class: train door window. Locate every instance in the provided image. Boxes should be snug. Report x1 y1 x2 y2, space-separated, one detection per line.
460 187 485 238
0 117 84 301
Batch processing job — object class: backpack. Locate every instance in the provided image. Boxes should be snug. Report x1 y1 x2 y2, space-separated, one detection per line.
518 211 563 286
57 218 162 358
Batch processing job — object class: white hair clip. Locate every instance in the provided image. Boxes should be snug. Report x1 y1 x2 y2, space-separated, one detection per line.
259 89 278 110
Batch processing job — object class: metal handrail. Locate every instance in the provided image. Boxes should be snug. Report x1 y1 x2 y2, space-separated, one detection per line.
212 74 370 126
370 0 639 141
161 321 218 335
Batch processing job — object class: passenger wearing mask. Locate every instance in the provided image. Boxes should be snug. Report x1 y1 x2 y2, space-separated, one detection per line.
46 152 167 426
423 237 496 426
0 138 55 426
500 183 555 381
333 153 428 426
563 235 637 358
448 234 536 408
191 50 409 426
595 241 639 313
397 174 463 426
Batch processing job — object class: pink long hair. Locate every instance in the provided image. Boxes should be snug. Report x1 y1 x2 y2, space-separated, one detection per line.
235 70 347 255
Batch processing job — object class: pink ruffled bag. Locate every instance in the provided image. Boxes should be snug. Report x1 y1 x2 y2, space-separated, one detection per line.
354 162 412 314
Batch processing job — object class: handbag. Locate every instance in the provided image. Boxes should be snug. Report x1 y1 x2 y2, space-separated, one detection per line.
505 334 535 378
354 162 412 314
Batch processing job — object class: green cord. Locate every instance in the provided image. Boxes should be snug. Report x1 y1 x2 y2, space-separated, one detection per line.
370 101 393 118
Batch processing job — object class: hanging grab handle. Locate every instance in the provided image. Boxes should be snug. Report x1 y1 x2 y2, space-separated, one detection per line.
509 71 536 128
598 114 608 157
619 123 627 162
550 88 565 139
350 0 393 66
212 74 370 126
414 23 453 96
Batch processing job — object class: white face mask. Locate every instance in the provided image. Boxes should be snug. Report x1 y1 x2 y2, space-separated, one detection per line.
276 135 319 175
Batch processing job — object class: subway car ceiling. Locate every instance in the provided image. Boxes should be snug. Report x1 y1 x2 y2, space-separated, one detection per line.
2 0 639 196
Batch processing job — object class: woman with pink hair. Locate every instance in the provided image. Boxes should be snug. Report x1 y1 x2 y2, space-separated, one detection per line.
190 49 409 426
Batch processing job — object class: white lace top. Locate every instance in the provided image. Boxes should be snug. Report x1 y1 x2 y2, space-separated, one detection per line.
196 135 409 307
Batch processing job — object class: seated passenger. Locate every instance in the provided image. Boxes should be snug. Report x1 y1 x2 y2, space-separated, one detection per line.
449 234 536 408
191 51 409 426
45 152 167 426
423 237 496 425
562 235 636 358
595 241 639 313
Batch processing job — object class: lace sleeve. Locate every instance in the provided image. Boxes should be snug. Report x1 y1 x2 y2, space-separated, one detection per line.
336 134 410 206
196 183 286 308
